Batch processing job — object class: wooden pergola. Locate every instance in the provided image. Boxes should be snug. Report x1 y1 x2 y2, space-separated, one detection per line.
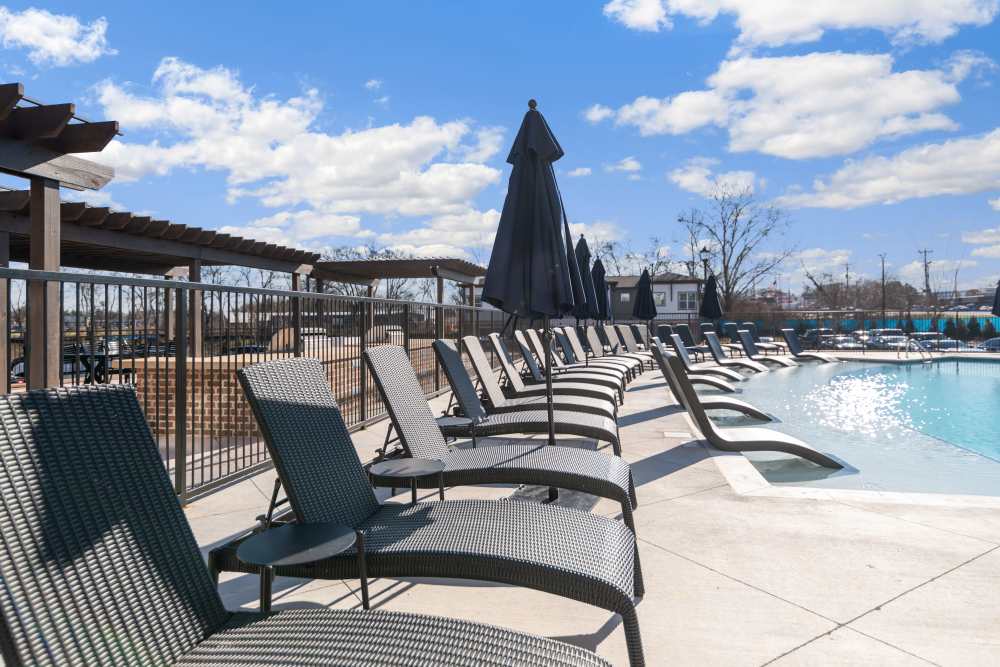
0 82 319 389
312 257 486 304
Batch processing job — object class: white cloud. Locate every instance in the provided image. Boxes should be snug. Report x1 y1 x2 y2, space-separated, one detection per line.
220 210 366 248
603 0 671 32
776 247 852 291
898 258 977 286
377 208 501 259
603 1 998 50
62 188 124 211
963 225 1000 258
668 157 759 196
583 103 615 124
989 197 1000 211
610 51 985 159
779 128 1000 209
605 156 642 173
374 95 390 106
567 167 592 177
89 58 502 248
364 78 382 90
568 220 625 242
0 6 115 66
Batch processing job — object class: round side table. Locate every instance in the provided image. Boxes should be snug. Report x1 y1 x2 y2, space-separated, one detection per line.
237 522 368 612
369 457 446 504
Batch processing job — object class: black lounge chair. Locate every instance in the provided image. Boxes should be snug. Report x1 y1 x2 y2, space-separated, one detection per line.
439 338 617 419
488 333 621 405
704 331 769 373
556 327 639 378
672 323 711 359
515 331 627 399
736 330 798 368
656 324 674 341
629 324 649 349
525 329 630 385
598 325 653 368
211 358 645 665
742 321 788 353
781 329 839 363
649 342 771 421
365 344 638 531
571 326 643 376
661 353 843 469
666 333 745 382
430 341 624 456
0 384 613 667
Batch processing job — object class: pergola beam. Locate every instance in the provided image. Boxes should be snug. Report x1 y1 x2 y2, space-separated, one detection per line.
2 104 74 141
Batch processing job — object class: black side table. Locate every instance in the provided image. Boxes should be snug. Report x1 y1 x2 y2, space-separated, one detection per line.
436 415 477 446
369 458 446 504
237 522 368 613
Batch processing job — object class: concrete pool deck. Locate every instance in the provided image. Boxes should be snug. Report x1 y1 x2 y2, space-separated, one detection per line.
189 364 1000 666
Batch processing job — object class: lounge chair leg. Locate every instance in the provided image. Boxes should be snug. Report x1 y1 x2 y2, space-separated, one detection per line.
621 602 645 667
547 486 559 502
633 543 644 598
628 473 638 509
355 530 370 610
259 565 273 614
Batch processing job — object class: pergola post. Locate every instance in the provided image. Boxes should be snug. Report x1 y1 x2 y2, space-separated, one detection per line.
27 177 60 389
315 278 324 318
188 259 202 356
467 283 476 337
435 275 444 391
0 230 8 395
291 271 302 357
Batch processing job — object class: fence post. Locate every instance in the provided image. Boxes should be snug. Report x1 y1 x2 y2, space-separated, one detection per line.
435 275 444 391
291 272 302 357
174 287 188 498
359 298 368 422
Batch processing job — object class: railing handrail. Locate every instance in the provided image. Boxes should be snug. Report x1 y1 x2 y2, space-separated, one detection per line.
0 267 486 312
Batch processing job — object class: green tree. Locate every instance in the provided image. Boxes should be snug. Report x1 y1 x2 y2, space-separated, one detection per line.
967 318 981 340
956 318 969 340
795 321 807 336
944 318 957 339
984 320 997 339
903 318 916 334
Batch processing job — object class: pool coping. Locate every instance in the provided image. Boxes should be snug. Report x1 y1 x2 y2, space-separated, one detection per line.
680 355 1000 509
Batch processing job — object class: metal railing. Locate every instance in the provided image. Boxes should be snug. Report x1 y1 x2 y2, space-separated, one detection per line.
0 267 512 501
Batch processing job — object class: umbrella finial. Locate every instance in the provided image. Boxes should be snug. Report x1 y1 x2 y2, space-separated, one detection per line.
528 99 537 110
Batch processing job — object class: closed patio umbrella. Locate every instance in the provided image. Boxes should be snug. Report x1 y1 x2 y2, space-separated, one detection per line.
992 280 1000 317
482 100 576 446
592 258 610 322
573 235 601 320
700 274 724 320
632 269 657 342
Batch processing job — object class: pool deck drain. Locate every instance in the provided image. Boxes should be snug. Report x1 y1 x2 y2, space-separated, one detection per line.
190 363 1000 666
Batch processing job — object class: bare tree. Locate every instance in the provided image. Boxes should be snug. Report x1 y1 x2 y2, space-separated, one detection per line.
593 236 675 277
677 184 793 306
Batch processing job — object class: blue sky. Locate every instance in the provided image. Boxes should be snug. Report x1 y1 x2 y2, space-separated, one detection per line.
2 1 1000 293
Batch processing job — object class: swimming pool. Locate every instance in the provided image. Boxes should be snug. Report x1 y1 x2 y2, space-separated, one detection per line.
727 358 1000 496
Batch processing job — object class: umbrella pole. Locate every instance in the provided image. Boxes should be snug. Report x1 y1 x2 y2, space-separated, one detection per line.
543 316 558 503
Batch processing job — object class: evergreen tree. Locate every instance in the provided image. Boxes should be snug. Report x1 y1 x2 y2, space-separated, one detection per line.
956 318 969 340
944 318 957 339
984 320 997 339
967 318 981 340
904 318 916 334
795 321 807 336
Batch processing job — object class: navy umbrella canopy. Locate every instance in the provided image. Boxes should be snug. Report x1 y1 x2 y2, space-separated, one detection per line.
573 235 601 319
482 101 575 318
632 269 658 321
700 274 724 320
992 280 1000 317
592 258 610 321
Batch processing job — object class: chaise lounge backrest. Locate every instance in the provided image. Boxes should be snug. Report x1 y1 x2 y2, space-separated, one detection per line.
461 335 513 408
703 331 729 360
0 385 228 666
364 345 450 460
668 333 697 369
238 358 379 527
673 323 697 347
488 333 530 392
432 339 489 421
781 329 804 355
737 330 761 357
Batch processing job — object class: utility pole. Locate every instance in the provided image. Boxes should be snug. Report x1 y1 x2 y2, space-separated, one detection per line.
918 249 933 302
878 253 887 326
844 262 850 306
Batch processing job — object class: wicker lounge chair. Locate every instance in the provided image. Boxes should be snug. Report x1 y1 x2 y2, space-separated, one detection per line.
0 384 613 667
595 325 653 368
573 326 644 377
672 323 711 359
561 326 641 374
781 329 839 363
430 341 624 456
666 334 745 382
615 326 655 370
487 333 621 405
736 330 798 368
649 343 771 421
556 327 639 377
209 358 645 665
365 344 638 531
438 338 616 419
630 324 649 349
525 329 630 385
704 331 769 373
661 353 843 469
515 331 627 398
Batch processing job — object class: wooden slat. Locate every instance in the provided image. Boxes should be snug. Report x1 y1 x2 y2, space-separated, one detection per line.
0 136 114 190
0 83 24 120
0 189 29 212
102 212 132 230
123 216 151 234
179 227 203 242
41 121 119 154
209 233 231 248
195 230 216 245
76 207 109 226
2 103 74 140
60 202 87 221
162 223 187 240
143 219 170 237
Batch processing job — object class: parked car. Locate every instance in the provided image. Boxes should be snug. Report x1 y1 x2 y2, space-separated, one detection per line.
977 337 1000 351
874 335 909 351
802 328 834 348
820 335 864 350
932 339 967 351
909 332 942 349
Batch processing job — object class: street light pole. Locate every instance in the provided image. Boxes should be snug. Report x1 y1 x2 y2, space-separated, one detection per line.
878 253 887 327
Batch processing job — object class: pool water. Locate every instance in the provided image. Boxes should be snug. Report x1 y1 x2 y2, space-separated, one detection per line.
727 359 1000 496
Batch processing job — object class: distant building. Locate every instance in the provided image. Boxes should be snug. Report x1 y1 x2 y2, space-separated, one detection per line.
607 273 702 319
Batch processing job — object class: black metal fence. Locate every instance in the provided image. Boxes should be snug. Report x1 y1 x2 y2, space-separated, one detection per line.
0 267 511 501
